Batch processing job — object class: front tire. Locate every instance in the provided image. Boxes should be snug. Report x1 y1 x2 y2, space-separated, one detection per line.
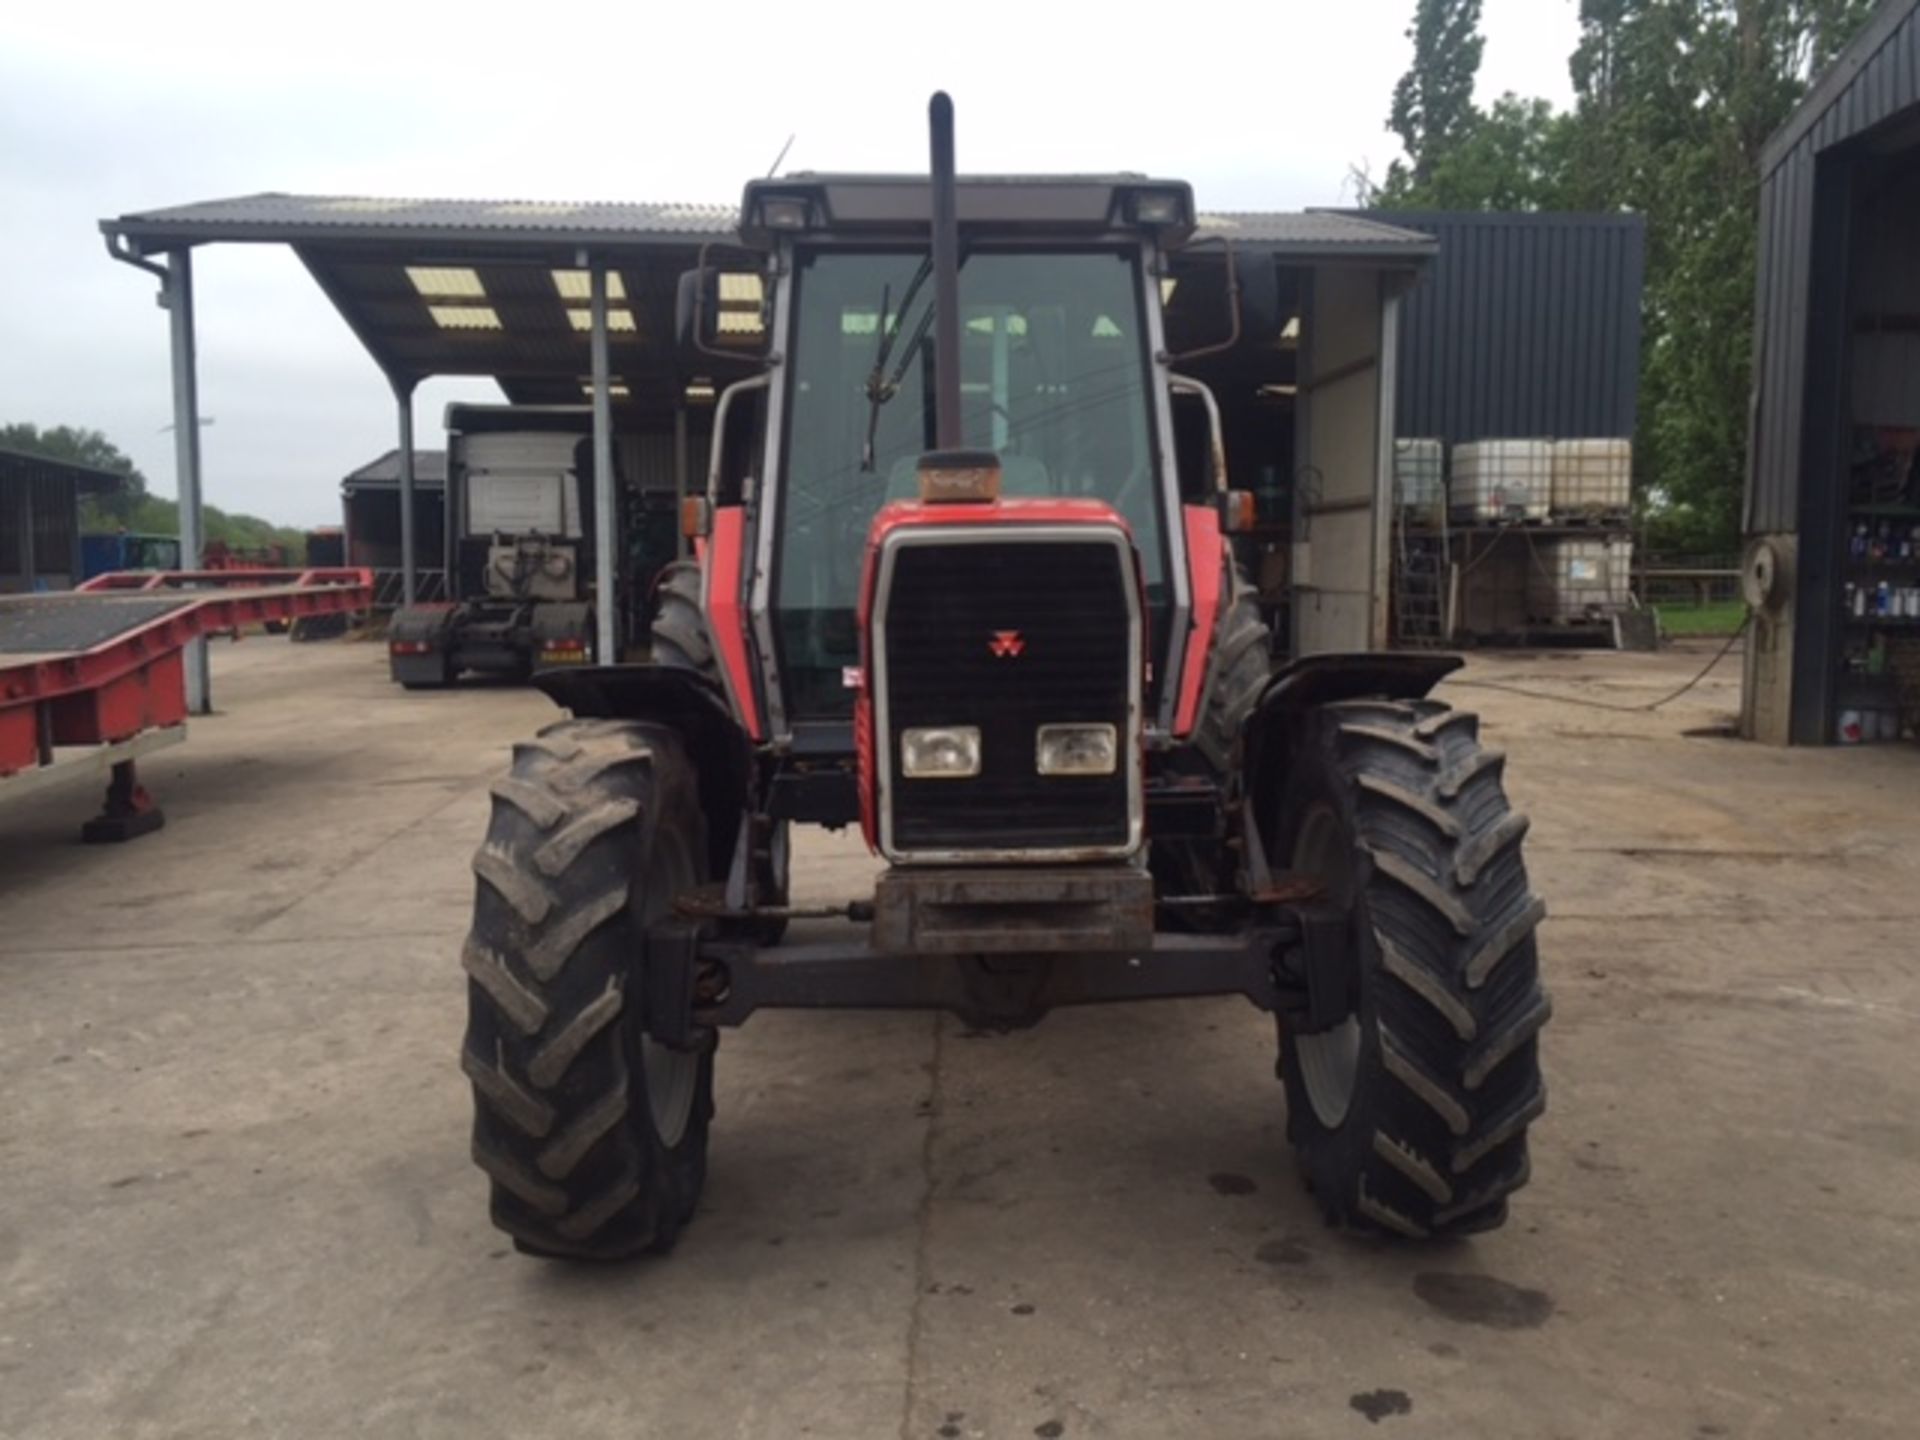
1275 698 1549 1239
461 718 713 1259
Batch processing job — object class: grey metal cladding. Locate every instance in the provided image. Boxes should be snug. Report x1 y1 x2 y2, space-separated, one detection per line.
1358 211 1647 446
0 447 127 493
1747 0 1920 534
1763 0 1920 177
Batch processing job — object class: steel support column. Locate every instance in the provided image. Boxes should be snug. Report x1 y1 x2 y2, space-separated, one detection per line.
1370 283 1404 653
588 259 618 664
162 249 209 713
394 382 417 606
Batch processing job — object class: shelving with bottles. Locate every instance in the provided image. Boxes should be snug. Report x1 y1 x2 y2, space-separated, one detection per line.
1836 534 1915 744
1844 506 1920 626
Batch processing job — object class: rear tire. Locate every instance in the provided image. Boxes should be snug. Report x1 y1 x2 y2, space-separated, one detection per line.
648 561 788 943
461 718 714 1260
648 561 713 673
1274 698 1549 1239
1193 566 1273 776
1151 567 1272 909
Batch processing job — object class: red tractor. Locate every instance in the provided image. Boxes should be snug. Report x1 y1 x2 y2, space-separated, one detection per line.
460 96 1549 1259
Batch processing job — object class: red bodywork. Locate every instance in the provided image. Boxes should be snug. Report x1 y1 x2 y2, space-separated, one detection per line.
690 490 1229 853
0 568 371 778
703 506 763 740
853 497 1140 853
1174 504 1228 738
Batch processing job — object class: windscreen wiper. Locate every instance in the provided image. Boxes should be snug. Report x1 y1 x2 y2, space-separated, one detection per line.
860 252 952 472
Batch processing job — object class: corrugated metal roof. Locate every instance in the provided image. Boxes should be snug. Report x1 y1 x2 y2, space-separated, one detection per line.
341 448 448 489
1196 210 1437 255
107 192 1436 259
102 190 1437 413
106 194 739 253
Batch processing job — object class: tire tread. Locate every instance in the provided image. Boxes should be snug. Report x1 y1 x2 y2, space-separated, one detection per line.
460 719 712 1259
1279 700 1550 1239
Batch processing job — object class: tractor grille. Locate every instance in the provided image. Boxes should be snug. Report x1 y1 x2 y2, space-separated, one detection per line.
878 533 1137 856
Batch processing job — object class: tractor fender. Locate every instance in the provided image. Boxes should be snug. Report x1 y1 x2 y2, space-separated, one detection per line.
533 663 755 879
1241 652 1463 825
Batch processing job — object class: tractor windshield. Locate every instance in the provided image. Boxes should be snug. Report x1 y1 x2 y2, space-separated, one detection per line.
774 247 1165 718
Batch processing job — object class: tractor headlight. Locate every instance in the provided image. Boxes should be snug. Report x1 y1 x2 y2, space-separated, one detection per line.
901 726 981 779
1035 723 1118 776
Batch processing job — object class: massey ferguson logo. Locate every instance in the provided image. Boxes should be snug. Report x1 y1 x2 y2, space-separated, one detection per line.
988 630 1025 658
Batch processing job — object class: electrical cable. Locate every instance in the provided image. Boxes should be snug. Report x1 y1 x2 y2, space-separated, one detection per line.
1444 614 1751 714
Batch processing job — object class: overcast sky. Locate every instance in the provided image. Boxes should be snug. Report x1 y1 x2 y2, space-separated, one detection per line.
2 0 1579 529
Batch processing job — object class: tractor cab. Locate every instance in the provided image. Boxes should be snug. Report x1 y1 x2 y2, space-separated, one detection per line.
678 168 1246 868
727 177 1200 728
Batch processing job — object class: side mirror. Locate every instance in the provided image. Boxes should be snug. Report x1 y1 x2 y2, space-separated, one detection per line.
1164 237 1242 364
676 251 771 362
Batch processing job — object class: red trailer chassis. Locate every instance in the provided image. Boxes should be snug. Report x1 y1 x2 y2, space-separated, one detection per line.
0 568 371 839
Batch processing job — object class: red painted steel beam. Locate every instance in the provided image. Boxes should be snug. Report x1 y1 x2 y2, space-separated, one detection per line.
0 571 371 775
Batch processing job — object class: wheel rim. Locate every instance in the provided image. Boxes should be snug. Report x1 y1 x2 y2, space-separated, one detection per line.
640 829 699 1149
642 1033 697 1149
1291 802 1362 1129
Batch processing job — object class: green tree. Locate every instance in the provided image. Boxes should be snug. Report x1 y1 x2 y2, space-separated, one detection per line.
1385 0 1488 195
0 421 148 526
2 420 306 557
1394 94 1576 210
1563 0 1879 551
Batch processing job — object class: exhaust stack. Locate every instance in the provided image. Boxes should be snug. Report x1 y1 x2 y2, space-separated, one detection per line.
927 91 962 452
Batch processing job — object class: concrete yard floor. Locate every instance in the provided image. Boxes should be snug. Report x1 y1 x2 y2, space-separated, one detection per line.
2 633 1917 1439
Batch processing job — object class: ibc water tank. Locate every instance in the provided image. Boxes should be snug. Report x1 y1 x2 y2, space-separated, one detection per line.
1450 440 1552 524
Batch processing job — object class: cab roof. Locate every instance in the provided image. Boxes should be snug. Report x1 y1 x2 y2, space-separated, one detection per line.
740 174 1199 247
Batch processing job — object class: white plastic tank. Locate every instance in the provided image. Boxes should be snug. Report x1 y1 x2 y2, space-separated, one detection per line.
1393 439 1446 525
1551 439 1632 518
1451 440 1552 524
1527 537 1634 623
